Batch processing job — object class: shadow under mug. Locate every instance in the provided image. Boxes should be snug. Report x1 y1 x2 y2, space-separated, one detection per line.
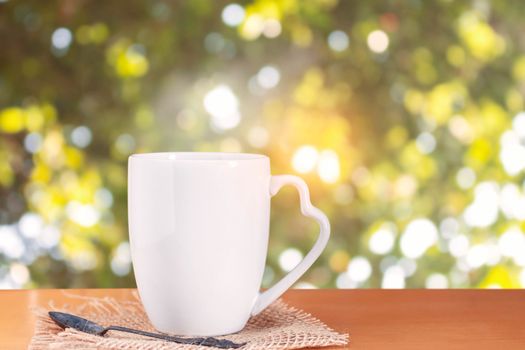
128 152 330 336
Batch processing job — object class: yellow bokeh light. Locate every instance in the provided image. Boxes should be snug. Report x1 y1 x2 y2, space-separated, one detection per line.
293 68 324 107
24 106 45 132
292 145 318 173
41 130 66 169
458 12 505 62
512 56 525 82
329 250 350 272
0 107 25 133
465 138 492 169
30 161 52 184
76 23 109 45
506 89 524 113
385 126 408 149
426 82 467 125
413 48 437 85
107 40 149 78
240 14 265 40
403 89 424 115
446 45 466 67
0 152 14 187
291 23 313 47
116 49 149 78
317 150 340 184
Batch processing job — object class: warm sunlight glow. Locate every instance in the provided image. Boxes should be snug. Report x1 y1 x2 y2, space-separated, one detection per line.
367 30 389 53
317 150 340 183
292 145 319 173
203 85 241 131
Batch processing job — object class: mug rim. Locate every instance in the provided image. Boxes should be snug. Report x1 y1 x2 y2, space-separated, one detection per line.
129 152 268 162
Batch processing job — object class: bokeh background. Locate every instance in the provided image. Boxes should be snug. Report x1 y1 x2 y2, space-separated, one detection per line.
1 0 525 289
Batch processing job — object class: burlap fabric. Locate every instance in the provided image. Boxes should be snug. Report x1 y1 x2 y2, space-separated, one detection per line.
29 291 348 350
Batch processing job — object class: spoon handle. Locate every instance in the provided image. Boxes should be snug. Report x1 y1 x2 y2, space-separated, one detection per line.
102 325 245 349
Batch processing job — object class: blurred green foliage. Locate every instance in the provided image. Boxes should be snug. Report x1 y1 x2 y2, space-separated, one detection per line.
1 0 525 289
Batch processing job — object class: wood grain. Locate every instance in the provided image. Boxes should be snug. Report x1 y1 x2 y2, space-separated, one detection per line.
0 289 524 349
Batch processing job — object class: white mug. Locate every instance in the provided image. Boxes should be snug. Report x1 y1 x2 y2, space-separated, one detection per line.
128 152 330 336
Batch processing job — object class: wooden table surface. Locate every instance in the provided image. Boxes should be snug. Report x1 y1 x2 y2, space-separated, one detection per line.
1 289 524 349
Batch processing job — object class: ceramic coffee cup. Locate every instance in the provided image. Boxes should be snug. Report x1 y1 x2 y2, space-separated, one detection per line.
128 152 329 336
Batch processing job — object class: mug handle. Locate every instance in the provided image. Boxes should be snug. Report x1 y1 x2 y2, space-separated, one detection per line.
251 175 330 316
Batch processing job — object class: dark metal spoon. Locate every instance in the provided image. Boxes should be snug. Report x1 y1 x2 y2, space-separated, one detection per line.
48 311 246 349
